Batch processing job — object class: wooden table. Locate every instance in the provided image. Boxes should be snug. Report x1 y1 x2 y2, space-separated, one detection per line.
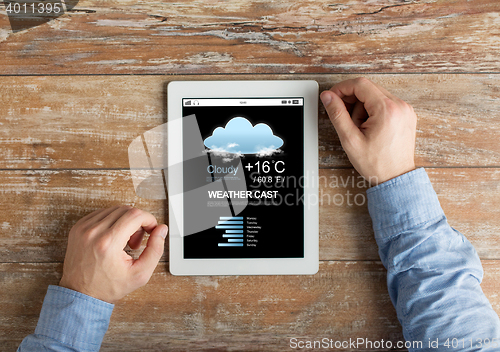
1 1 500 351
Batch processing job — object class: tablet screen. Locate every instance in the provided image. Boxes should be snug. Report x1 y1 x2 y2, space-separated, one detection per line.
182 98 304 259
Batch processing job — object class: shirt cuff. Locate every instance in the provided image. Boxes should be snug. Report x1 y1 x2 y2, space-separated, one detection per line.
34 285 114 352
366 168 445 242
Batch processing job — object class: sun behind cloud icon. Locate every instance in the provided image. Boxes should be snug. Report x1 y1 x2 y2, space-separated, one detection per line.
204 117 283 155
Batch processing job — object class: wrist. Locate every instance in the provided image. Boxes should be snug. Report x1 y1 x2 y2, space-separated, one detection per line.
58 276 75 292
368 161 416 186
58 278 84 297
59 277 98 302
366 168 444 240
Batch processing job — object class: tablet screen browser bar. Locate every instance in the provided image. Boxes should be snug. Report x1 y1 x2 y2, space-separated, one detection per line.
183 98 304 107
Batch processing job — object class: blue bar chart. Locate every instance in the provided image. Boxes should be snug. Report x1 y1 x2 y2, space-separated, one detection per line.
217 216 244 247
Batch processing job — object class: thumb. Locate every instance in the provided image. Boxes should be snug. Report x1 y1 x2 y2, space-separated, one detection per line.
133 224 168 280
320 91 362 144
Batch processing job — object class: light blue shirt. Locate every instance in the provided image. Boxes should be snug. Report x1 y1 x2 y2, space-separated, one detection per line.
367 168 500 351
19 168 500 351
18 285 113 352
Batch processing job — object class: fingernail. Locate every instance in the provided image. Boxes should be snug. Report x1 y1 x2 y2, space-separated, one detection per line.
320 92 332 107
159 225 168 239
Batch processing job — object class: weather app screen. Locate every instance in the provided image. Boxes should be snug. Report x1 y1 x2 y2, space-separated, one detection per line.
182 98 304 259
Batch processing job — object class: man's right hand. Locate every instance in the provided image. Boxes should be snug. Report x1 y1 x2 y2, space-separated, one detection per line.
320 77 417 186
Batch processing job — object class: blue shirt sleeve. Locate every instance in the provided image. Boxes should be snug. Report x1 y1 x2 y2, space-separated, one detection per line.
367 168 500 351
18 285 114 352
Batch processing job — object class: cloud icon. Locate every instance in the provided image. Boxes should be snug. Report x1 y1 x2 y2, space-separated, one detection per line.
204 117 283 155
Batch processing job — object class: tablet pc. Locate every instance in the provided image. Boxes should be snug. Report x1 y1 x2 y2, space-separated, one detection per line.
167 80 318 275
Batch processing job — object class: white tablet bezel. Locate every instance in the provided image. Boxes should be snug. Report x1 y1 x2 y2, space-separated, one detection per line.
167 80 319 276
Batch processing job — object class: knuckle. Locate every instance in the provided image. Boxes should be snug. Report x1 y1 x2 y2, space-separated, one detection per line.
400 101 417 119
354 77 370 86
344 133 362 151
73 215 92 231
68 223 80 236
73 217 85 228
329 107 343 122
383 98 399 117
95 236 112 254
84 224 101 238
400 100 410 109
407 102 416 113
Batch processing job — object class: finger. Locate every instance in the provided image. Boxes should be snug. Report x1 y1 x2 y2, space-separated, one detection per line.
110 208 158 247
370 80 398 101
127 228 146 250
95 206 133 231
74 207 108 226
351 100 369 128
339 94 358 106
73 206 122 235
320 90 363 143
132 224 168 281
85 205 123 225
330 78 387 116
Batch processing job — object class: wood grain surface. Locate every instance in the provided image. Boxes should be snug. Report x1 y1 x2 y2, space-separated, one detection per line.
1 74 500 170
1 261 499 351
1 1 500 350
0 167 498 263
1 0 500 74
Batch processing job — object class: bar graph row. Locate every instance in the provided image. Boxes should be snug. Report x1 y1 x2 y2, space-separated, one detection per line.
218 216 245 247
